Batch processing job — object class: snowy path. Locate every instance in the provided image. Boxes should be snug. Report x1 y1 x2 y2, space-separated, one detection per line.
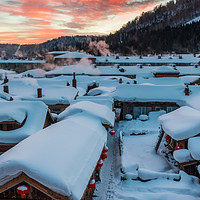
94 124 121 200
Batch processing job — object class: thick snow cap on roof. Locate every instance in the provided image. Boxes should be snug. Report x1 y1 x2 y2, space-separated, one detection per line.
173 149 193 163
75 96 114 110
0 101 48 143
0 114 107 200
188 137 200 160
152 65 179 74
159 106 200 140
58 101 115 127
111 84 185 102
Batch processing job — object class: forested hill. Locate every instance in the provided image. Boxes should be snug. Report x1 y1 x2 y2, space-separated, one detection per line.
119 0 200 32
106 0 200 54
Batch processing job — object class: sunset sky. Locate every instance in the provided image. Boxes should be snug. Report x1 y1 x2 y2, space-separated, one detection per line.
0 0 169 44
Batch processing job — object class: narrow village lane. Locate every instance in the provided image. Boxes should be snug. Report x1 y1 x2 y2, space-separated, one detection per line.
93 123 121 200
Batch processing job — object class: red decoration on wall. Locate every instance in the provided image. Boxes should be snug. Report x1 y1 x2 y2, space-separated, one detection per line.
101 153 108 160
102 145 108 153
109 130 116 136
16 185 30 195
174 146 182 150
96 159 104 169
88 179 96 189
165 135 171 143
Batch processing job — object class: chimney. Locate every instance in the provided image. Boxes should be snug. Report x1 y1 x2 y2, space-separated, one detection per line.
119 78 123 84
3 85 9 94
72 72 77 88
3 74 8 84
184 85 189 96
133 80 137 84
66 81 70 86
37 88 42 98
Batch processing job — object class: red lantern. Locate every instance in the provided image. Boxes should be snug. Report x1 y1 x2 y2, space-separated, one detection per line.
103 145 108 153
174 146 182 150
97 159 104 169
158 127 160 129
88 179 96 189
113 108 116 112
101 153 108 160
165 135 171 143
110 130 116 136
115 117 117 122
17 185 30 198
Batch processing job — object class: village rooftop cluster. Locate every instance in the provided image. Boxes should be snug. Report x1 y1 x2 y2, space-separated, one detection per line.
0 51 200 199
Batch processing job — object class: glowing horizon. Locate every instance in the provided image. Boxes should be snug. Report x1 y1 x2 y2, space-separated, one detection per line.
0 0 169 45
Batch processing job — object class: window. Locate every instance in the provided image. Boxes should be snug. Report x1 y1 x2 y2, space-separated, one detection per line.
167 106 178 113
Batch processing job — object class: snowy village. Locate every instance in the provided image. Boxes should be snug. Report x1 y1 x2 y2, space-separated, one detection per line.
0 0 200 199
0 51 200 200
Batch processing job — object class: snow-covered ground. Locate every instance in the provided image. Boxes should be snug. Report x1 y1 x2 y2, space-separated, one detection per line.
94 111 200 200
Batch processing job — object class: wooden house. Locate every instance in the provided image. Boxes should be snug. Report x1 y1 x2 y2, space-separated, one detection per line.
152 66 180 78
0 101 54 153
57 100 115 130
54 51 96 66
0 59 45 73
112 84 184 119
0 108 109 200
0 78 79 115
156 106 200 177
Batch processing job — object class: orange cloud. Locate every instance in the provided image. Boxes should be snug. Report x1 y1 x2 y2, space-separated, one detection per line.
0 0 166 44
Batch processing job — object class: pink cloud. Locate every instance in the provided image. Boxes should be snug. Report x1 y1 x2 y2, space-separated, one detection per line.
0 0 165 44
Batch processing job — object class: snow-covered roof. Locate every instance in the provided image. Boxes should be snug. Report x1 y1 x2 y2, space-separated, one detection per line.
74 96 114 110
188 137 200 160
0 78 78 105
95 54 200 64
0 92 13 101
21 69 46 78
54 51 95 59
173 149 193 163
0 58 45 64
111 84 185 103
152 65 179 74
58 101 115 127
159 106 200 140
45 58 100 76
0 114 107 200
0 101 48 143
87 86 116 96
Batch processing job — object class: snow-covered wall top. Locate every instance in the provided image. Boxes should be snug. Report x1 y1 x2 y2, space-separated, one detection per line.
159 106 200 140
58 101 115 127
0 101 48 143
0 114 107 200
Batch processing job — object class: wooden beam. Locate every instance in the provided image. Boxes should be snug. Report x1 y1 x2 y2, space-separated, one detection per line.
155 128 165 152
0 172 70 200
